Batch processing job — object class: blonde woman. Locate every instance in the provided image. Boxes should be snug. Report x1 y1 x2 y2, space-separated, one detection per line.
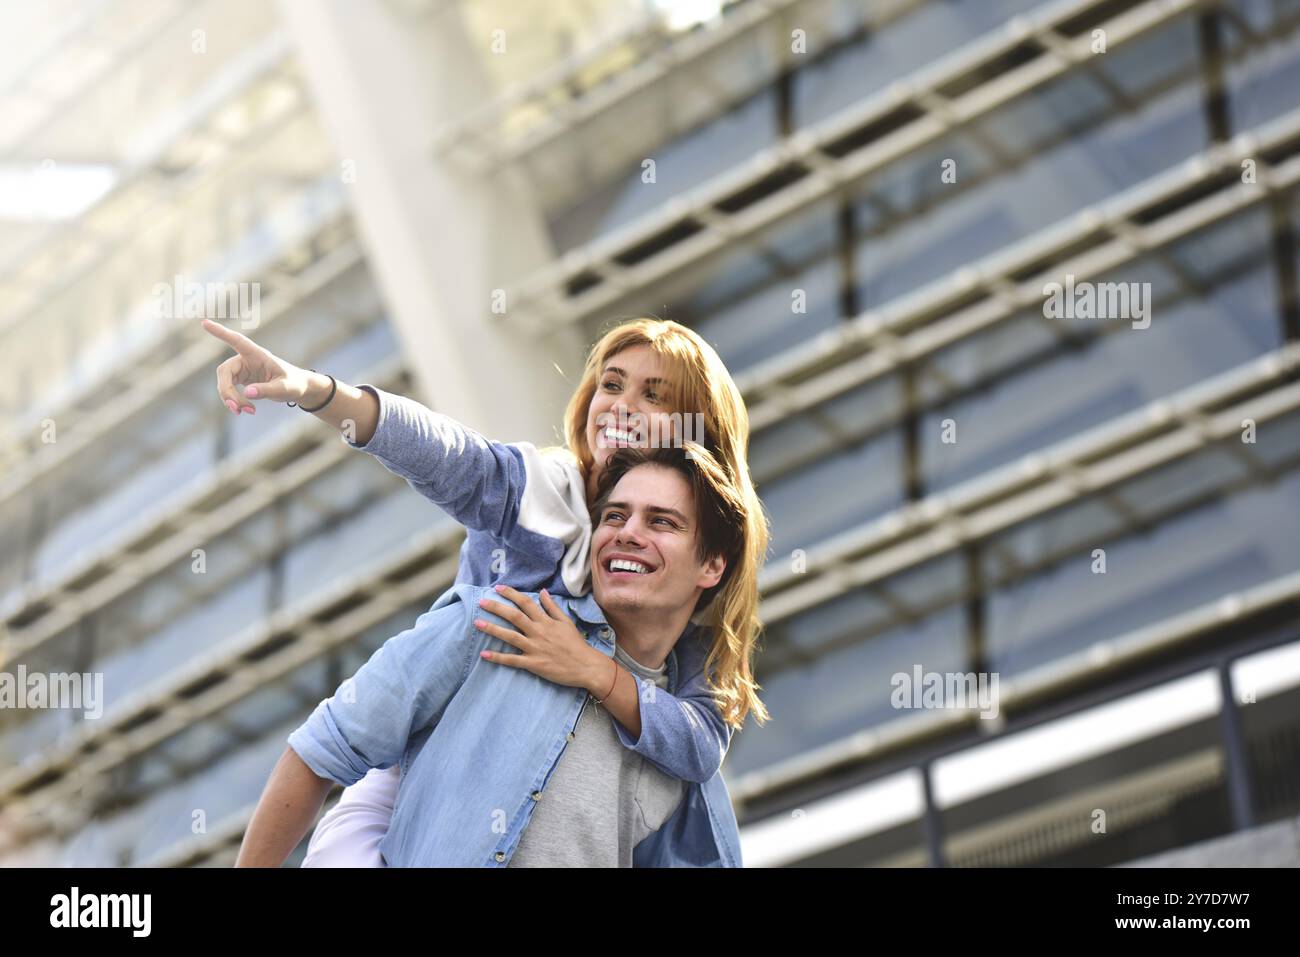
204 316 770 865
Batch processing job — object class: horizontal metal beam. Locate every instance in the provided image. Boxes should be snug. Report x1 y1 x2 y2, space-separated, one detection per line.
733 565 1300 804
0 31 294 302
0 66 309 358
434 0 905 171
758 345 1300 622
138 803 257 868
500 0 1200 331
0 0 193 158
0 220 360 508
0 354 409 667
0 0 115 103
0 537 465 847
739 104 1300 432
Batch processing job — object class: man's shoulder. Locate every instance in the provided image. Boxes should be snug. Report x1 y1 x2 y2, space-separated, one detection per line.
421 583 501 628
441 582 550 622
406 584 499 664
433 581 505 610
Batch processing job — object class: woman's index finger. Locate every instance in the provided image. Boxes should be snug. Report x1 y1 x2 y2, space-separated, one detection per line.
492 583 544 620
201 318 260 356
539 589 569 620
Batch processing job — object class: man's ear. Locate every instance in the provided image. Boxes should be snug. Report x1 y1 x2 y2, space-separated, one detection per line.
698 553 726 591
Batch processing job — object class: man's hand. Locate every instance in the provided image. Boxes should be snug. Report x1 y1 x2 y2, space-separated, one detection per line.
475 585 611 693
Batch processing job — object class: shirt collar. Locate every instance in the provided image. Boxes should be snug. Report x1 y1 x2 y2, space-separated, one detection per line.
561 591 700 650
558 596 693 743
561 590 609 628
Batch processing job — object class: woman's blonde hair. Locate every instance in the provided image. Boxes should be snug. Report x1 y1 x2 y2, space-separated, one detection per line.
561 317 771 731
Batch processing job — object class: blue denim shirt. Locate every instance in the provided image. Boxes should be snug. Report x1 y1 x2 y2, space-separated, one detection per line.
345 384 734 785
288 583 743 867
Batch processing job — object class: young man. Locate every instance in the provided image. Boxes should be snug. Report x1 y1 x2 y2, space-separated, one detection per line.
236 443 755 867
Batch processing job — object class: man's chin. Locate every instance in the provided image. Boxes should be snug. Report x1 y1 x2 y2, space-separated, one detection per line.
591 587 644 612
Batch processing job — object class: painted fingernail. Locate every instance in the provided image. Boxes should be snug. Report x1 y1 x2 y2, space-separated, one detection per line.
480 650 491 659
474 619 485 627
494 583 505 592
226 400 237 412
245 386 259 398
242 406 255 414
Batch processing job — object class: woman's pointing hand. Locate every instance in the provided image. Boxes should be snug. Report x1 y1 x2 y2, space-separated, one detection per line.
202 319 315 415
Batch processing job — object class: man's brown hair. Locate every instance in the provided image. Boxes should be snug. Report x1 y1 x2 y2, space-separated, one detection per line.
589 442 768 730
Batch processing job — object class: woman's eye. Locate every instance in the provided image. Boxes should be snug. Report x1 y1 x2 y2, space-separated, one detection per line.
645 391 661 403
602 380 621 392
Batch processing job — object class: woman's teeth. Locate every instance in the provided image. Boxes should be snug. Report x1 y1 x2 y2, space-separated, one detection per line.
603 428 638 445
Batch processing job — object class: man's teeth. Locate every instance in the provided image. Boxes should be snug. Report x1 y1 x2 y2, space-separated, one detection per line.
609 559 650 574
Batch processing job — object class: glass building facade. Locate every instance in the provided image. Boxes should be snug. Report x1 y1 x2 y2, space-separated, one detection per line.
2 0 1298 867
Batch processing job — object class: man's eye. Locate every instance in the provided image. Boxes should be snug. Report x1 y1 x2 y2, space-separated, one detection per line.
603 512 625 522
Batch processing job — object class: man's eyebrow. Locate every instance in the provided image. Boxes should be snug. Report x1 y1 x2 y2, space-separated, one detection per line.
601 365 671 388
599 501 690 525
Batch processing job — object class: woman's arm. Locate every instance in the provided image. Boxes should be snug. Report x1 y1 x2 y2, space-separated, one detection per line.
477 588 733 785
203 320 549 538
606 656 734 785
300 372 380 444
203 319 380 443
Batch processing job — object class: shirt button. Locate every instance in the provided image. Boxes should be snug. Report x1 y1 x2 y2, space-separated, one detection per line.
531 790 542 801
567 731 575 741
494 851 505 862
600 627 611 639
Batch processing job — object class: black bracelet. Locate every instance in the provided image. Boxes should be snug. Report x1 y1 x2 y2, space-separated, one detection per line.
290 370 336 412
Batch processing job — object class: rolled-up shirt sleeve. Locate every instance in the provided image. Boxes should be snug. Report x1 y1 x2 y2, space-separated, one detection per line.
288 590 478 786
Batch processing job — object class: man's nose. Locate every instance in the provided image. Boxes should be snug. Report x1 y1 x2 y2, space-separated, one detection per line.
615 520 647 544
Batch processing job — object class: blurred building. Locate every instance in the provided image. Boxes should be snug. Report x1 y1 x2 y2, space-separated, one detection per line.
1 0 1298 867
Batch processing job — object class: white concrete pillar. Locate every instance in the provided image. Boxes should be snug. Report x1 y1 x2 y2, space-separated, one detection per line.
276 0 584 443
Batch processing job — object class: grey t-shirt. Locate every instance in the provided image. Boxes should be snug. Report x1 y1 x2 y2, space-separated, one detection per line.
507 640 687 867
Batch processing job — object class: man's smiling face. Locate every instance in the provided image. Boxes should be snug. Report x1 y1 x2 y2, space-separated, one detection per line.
590 463 726 620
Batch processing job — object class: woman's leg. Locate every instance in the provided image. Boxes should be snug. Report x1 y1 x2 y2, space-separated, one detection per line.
300 765 399 867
